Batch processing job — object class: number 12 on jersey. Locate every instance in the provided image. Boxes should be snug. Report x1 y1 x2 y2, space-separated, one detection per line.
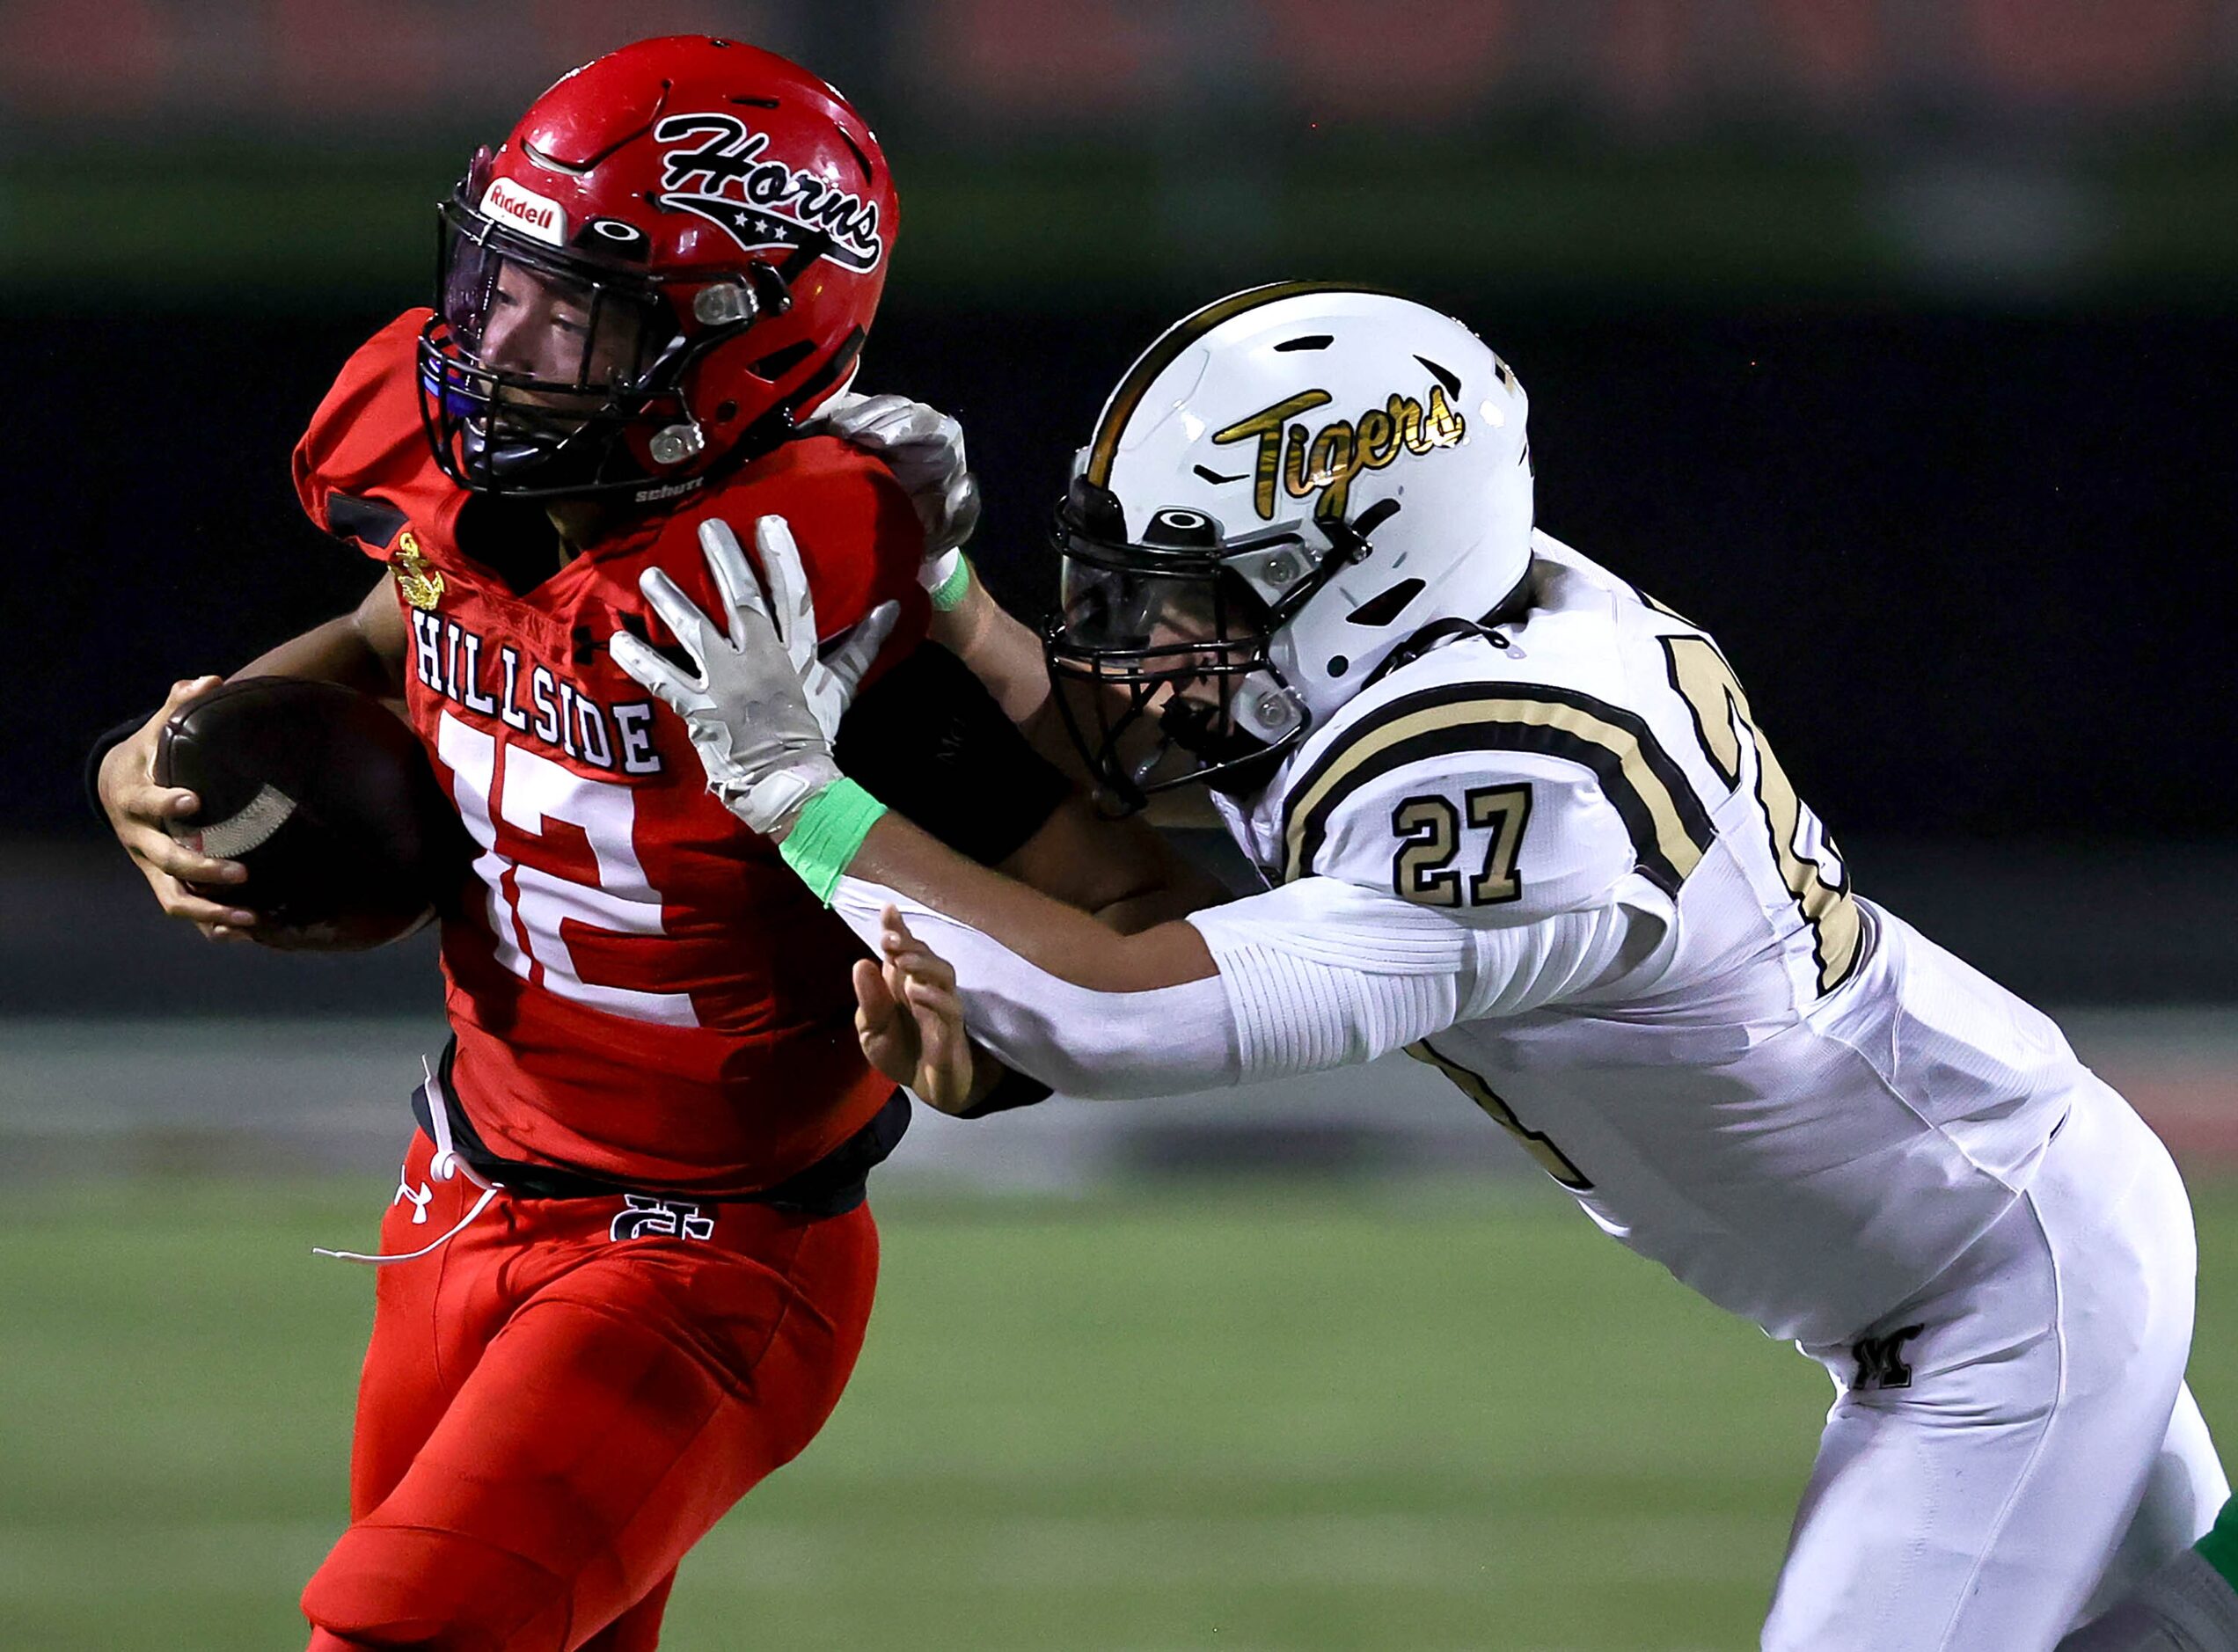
435 710 698 1028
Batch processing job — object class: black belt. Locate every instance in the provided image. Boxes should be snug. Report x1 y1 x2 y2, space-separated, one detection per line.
413 1038 910 1220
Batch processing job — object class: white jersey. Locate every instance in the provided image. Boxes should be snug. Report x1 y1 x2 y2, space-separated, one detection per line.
1207 530 2085 1345
825 544 2215 1652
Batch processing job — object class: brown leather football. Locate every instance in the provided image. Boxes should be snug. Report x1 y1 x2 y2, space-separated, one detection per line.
154 677 465 951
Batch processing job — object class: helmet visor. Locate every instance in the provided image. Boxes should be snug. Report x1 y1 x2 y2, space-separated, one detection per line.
422 196 689 494
436 201 669 401
1057 559 1233 656
1048 552 1295 808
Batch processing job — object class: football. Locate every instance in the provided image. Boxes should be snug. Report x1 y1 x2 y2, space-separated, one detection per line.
153 677 464 951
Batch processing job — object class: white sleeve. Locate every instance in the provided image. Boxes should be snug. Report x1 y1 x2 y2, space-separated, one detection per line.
828 873 1653 1099
828 875 1243 1097
1186 876 1648 1080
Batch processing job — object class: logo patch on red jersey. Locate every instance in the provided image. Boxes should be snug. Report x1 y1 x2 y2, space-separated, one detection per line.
652 113 884 274
611 1195 715 1242
479 176 568 246
394 530 445 611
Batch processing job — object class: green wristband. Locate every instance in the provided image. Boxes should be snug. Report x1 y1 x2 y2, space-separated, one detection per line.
927 551 972 612
779 777 889 904
2197 1494 2238 1587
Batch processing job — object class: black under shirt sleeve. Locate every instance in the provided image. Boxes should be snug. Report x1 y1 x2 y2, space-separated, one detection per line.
84 711 157 822
833 641 1070 868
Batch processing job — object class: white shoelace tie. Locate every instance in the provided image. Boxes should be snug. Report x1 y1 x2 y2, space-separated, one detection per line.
314 1056 504 1265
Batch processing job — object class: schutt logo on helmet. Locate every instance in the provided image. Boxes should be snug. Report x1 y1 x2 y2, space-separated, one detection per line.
652 112 887 274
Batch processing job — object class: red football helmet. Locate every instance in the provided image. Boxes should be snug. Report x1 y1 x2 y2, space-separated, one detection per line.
418 35 896 501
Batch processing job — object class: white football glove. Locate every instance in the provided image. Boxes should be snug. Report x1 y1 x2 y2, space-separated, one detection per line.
610 515 898 839
815 391 981 568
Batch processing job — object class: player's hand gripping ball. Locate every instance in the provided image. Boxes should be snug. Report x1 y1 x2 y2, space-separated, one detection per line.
153 678 467 950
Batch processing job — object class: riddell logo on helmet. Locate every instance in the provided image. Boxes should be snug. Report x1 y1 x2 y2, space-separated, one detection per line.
479 177 567 247
651 113 885 274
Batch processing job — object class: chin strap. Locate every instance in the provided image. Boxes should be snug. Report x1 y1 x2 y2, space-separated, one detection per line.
1363 617 1498 689
1363 563 1540 691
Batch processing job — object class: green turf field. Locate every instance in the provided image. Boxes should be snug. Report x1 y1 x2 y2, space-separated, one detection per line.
4 1177 2235 1651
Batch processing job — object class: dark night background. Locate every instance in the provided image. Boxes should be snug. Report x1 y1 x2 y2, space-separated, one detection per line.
19 302 2233 839
8 0 2238 1004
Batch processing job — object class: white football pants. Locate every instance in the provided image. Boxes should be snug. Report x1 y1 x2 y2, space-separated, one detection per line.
1763 1079 2228 1651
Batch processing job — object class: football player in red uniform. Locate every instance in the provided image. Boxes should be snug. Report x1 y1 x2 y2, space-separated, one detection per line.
91 35 1210 1652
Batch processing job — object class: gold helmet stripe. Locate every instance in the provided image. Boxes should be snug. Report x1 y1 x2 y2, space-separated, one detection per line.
1083 281 1382 487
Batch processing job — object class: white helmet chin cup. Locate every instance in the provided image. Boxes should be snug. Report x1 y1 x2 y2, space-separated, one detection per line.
1225 534 1321 607
1229 671 1306 744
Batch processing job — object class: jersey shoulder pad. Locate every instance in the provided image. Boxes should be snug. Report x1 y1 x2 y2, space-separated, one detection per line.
290 310 436 561
1272 643 1716 922
658 435 929 660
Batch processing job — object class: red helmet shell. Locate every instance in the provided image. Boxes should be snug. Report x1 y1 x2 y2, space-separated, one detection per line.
454 35 896 492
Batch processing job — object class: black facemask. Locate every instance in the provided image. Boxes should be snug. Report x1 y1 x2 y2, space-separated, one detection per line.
1042 479 1399 811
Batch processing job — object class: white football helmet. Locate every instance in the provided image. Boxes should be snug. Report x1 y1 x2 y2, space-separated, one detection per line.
1044 281 1535 808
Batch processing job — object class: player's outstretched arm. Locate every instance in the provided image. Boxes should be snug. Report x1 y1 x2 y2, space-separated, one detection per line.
852 813 1216 991
616 513 1642 1099
990 789 1229 937
830 395 1208 813
668 512 1224 937
617 514 1653 1094
922 566 1053 731
613 517 1213 993
93 573 408 939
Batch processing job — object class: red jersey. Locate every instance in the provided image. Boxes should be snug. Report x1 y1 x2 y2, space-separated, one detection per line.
293 311 930 1194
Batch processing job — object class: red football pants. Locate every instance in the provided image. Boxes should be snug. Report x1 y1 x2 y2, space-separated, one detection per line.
301 1129 880 1651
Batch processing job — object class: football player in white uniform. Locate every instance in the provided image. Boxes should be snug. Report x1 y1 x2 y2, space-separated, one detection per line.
613 283 2236 1649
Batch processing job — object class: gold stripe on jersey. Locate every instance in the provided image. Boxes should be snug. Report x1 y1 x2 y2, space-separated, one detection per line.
1662 632 1746 789
1405 1040 1592 1189
1278 681 1716 893
1083 281 1388 487
1661 635 1863 994
1631 582 1705 632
